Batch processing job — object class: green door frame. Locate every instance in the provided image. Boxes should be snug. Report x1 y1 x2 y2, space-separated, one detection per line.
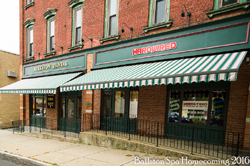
165 81 230 144
101 87 139 133
59 91 81 133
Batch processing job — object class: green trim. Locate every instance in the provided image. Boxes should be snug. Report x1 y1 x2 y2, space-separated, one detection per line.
143 21 172 33
44 51 56 57
24 18 35 28
99 34 120 44
207 0 250 18
43 9 57 19
24 2 34 10
68 0 84 8
24 56 34 62
68 44 84 52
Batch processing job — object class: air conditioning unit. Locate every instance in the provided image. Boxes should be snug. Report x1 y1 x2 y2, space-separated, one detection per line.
6 71 17 78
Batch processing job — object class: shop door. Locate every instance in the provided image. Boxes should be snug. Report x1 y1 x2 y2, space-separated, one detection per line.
59 96 81 133
101 89 138 134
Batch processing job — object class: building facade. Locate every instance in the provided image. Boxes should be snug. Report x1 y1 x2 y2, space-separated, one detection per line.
0 50 20 128
0 0 250 151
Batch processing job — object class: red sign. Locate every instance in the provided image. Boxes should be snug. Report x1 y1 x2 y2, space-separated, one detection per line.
132 42 177 56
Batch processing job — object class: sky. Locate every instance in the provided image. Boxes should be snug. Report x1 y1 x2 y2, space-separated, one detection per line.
0 1 19 55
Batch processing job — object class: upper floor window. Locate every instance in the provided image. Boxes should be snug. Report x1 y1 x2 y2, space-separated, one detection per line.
220 0 240 7
73 5 82 46
48 18 55 52
106 0 118 37
27 0 33 4
28 27 34 57
152 0 167 24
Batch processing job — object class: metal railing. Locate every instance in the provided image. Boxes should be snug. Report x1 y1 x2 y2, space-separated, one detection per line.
83 114 245 159
12 117 81 138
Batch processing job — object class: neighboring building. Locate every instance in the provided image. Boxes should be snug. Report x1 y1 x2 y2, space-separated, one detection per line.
0 50 20 128
0 0 250 152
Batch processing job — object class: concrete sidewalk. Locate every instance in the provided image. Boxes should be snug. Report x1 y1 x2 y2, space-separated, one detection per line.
0 130 243 166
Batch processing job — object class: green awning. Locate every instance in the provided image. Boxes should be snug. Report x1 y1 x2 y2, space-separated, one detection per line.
0 73 81 94
60 51 247 92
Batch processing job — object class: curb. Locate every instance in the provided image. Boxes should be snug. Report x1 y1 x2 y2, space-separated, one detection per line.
0 151 52 166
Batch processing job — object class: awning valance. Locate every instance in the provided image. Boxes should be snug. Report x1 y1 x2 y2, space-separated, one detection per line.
60 51 247 92
0 73 81 94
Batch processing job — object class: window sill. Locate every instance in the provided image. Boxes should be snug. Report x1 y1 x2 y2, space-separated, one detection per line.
24 56 34 62
44 51 56 57
206 1 250 18
99 35 121 44
68 44 84 52
143 21 173 33
24 2 34 10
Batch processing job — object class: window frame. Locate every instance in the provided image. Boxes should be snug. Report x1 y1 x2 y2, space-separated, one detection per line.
27 26 34 57
47 17 55 52
152 0 168 25
219 0 241 8
72 5 82 46
105 0 119 37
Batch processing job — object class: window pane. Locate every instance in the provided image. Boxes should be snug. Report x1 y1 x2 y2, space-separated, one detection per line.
35 97 43 116
182 90 209 125
43 97 46 117
67 99 75 121
103 91 111 117
114 91 125 117
129 91 138 118
222 0 237 6
155 0 166 24
76 8 81 27
210 89 226 126
75 27 81 44
109 15 116 36
29 43 33 57
50 36 54 51
60 97 65 118
169 90 181 123
32 98 36 115
109 0 117 16
50 20 55 36
77 97 82 119
29 29 33 43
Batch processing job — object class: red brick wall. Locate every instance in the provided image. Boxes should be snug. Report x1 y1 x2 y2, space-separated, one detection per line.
244 81 250 151
138 85 167 123
20 0 250 63
45 89 59 130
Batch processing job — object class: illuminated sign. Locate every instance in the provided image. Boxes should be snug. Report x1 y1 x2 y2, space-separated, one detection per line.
132 42 177 56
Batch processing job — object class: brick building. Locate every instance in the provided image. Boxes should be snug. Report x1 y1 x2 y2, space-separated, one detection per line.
0 0 250 152
0 50 20 128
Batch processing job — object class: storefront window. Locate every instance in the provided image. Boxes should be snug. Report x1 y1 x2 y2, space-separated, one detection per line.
32 97 46 116
103 91 111 117
182 90 209 125
129 91 138 118
60 97 65 118
67 99 75 121
168 90 181 123
114 91 125 117
77 97 82 119
210 89 226 126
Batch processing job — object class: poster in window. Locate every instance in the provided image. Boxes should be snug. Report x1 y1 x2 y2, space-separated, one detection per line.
47 94 55 108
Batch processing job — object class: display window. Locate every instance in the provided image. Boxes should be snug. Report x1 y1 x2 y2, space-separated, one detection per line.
168 86 228 127
32 97 46 116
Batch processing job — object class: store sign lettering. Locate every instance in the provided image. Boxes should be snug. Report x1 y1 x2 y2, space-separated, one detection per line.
182 101 208 110
132 42 177 56
34 61 68 72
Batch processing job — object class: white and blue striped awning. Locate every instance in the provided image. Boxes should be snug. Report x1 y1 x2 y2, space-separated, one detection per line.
60 51 247 92
0 73 81 94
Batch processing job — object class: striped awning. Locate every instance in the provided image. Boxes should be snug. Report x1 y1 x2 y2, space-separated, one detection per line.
0 73 81 94
60 51 247 92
